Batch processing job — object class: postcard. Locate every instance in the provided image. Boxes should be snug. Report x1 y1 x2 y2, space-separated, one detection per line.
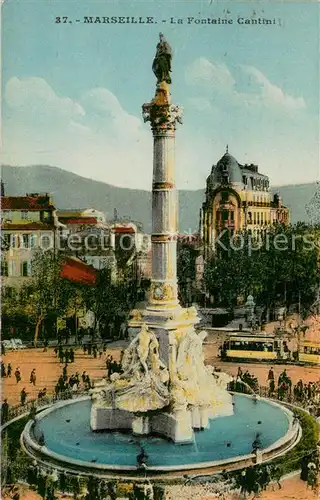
1 1 319 499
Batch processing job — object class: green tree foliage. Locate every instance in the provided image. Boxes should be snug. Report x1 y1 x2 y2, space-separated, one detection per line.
21 250 77 345
204 224 319 313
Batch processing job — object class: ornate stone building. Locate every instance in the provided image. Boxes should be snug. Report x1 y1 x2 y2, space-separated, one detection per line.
200 148 290 257
0 191 58 288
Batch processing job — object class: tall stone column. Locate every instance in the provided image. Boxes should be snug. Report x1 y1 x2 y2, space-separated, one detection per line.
142 82 183 312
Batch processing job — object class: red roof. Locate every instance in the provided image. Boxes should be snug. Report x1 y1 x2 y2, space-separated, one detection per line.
114 227 135 234
59 217 98 225
1 195 55 211
60 257 97 285
1 223 55 230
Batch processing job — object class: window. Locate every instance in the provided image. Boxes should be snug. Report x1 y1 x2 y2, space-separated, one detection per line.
30 233 37 248
242 175 247 186
21 261 32 277
253 212 256 224
248 212 252 224
0 261 8 276
42 211 51 222
222 174 229 184
11 235 20 248
3 210 12 220
257 213 260 224
2 233 11 249
222 210 229 221
22 234 30 249
21 210 28 220
221 191 229 202
40 235 52 249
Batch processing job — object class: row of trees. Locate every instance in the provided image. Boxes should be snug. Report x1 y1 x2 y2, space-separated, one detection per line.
204 224 320 314
1 249 141 345
3 223 319 342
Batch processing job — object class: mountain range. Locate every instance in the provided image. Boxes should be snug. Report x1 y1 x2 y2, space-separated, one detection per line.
1 165 316 233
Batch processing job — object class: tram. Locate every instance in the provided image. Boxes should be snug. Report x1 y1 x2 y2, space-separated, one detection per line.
298 340 320 365
221 332 278 361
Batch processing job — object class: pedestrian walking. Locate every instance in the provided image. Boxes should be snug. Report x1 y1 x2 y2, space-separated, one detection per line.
85 374 91 389
58 346 64 363
267 367 274 381
30 368 36 386
57 375 65 392
20 388 27 405
15 367 21 383
93 345 97 359
69 348 74 363
81 371 87 384
7 363 12 377
268 378 275 397
1 362 6 378
64 349 70 364
62 364 68 382
1 399 9 424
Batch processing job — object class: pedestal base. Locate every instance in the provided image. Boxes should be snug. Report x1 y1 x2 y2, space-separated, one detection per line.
91 405 200 444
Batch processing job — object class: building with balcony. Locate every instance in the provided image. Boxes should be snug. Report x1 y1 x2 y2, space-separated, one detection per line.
1 191 58 288
200 148 290 257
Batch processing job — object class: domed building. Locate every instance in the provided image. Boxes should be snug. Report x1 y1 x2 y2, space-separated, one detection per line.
200 147 290 257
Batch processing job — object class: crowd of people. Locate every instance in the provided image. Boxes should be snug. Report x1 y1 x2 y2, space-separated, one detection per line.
0 340 126 423
54 345 75 364
266 367 320 411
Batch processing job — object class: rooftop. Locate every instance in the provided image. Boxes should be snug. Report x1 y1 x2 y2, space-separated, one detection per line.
1 194 55 211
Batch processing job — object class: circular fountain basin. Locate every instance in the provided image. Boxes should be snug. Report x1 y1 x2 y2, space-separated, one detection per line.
22 394 300 475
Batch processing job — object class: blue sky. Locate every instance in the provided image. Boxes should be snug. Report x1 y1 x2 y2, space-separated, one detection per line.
2 0 319 190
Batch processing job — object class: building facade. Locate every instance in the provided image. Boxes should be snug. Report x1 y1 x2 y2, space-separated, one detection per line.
200 148 290 257
1 192 58 289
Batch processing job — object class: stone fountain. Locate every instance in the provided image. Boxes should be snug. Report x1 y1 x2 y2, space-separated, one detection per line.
90 34 233 443
21 37 300 476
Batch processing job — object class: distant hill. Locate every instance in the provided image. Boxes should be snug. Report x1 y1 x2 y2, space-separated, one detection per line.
1 165 316 232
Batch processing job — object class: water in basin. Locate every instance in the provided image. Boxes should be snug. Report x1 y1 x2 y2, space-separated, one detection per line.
34 395 289 467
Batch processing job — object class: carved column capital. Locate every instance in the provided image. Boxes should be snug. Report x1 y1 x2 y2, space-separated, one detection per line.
142 102 183 133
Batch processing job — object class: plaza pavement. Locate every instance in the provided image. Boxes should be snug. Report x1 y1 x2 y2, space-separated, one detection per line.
2 341 319 406
1 343 319 499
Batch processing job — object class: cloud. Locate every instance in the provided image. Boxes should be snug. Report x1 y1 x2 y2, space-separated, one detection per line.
185 57 235 90
2 74 316 193
185 58 306 113
81 88 144 138
3 77 152 189
5 77 85 119
187 96 212 112
240 65 306 111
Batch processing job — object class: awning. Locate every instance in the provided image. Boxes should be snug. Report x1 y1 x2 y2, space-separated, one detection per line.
60 257 97 285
